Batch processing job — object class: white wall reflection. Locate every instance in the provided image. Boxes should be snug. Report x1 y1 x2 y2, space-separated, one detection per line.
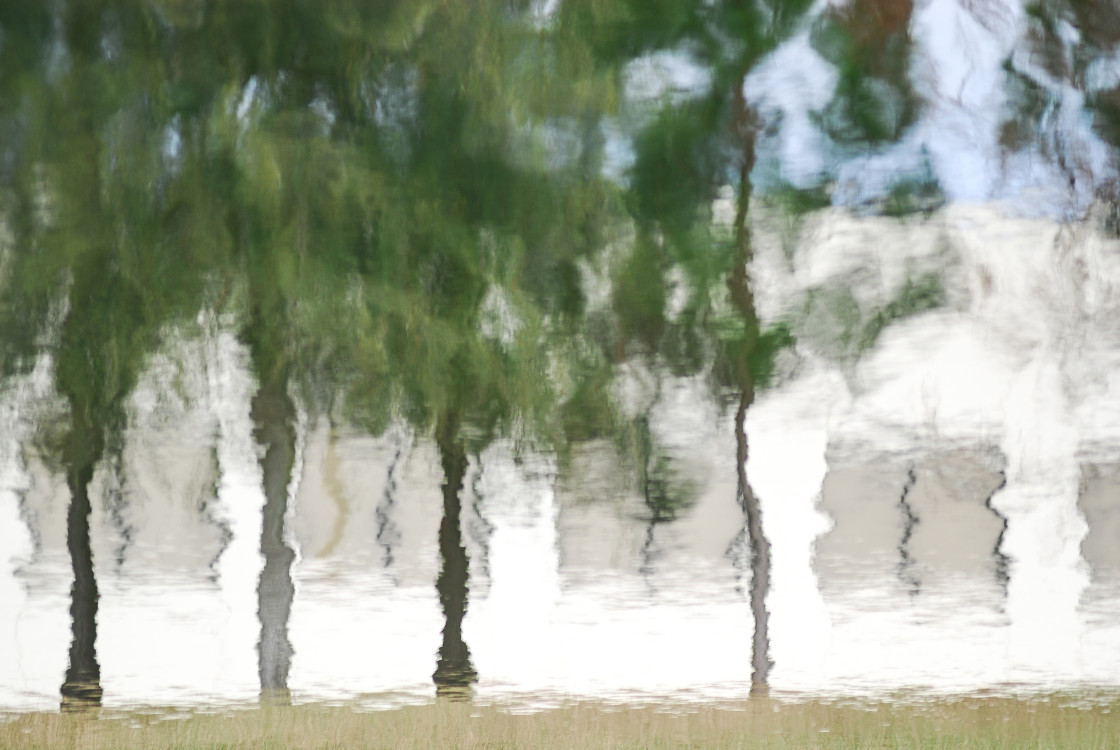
91 325 263 707
0 353 70 710
287 425 442 703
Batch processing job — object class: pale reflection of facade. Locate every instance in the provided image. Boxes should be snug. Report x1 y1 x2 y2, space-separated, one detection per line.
287 423 442 704
93 330 262 707
748 204 1120 692
533 374 754 702
903 453 1007 590
815 451 1006 598
816 461 912 595
1079 466 1120 686
91 334 253 706
810 451 1010 692
1 454 72 711
1 328 267 709
2 355 86 710
1081 467 1120 579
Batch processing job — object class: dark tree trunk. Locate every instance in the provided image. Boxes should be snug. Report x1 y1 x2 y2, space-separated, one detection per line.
432 412 477 697
734 396 772 694
60 458 102 712
729 83 773 695
896 466 920 596
252 379 297 703
636 411 668 581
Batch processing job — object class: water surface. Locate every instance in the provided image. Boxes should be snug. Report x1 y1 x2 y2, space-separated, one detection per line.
2 0 1120 713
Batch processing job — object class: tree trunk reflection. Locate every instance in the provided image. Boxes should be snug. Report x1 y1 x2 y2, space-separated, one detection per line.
433 413 477 698
729 95 773 695
252 379 297 704
60 458 102 712
734 396 772 693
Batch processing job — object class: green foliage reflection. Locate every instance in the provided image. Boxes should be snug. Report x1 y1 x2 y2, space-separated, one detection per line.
0 0 950 513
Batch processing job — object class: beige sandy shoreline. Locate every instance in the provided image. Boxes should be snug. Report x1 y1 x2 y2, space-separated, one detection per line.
4 694 1119 749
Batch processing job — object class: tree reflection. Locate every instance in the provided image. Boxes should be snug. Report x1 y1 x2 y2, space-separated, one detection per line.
251 379 296 703
52 251 152 710
0 0 1040 702
611 0 822 694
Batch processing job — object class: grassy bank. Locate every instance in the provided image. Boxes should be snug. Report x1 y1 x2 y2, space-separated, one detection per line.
3 696 1118 749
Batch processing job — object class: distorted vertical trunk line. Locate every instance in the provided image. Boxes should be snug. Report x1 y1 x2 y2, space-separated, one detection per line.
984 471 1011 602
433 412 477 698
635 368 668 585
318 425 351 560
201 445 232 585
637 412 657 582
735 396 772 694
375 436 407 575
896 465 921 596
729 82 772 695
252 379 297 704
467 454 494 598
61 458 102 712
101 449 132 571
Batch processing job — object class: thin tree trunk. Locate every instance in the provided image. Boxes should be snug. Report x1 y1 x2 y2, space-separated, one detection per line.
432 412 477 698
637 411 667 581
252 379 297 704
896 466 920 596
60 458 102 712
734 396 772 693
729 81 772 695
